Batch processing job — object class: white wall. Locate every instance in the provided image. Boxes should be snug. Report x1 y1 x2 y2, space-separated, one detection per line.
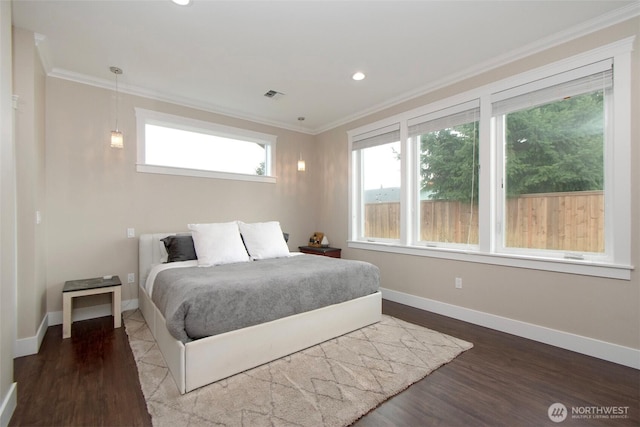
0 2 17 425
13 27 47 342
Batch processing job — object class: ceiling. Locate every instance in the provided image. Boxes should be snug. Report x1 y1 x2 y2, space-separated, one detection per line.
11 0 639 134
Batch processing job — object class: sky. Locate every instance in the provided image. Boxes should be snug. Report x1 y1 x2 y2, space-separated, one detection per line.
363 142 401 190
145 124 265 175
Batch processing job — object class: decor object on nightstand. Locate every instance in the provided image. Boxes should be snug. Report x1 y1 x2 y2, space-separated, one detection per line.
308 232 324 247
62 275 122 338
321 235 329 247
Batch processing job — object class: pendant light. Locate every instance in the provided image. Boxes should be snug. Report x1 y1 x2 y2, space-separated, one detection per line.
110 66 124 149
297 116 306 172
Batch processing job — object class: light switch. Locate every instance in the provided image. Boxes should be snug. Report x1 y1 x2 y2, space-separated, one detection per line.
127 228 135 238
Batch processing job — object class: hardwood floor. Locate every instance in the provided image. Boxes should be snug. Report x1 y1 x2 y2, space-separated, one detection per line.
10 316 151 426
10 300 639 426
359 301 639 426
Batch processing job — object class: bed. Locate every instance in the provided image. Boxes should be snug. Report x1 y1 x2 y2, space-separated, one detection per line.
138 227 382 394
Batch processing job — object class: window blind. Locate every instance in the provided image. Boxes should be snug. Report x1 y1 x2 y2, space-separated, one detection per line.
493 60 613 116
408 106 480 137
351 123 400 151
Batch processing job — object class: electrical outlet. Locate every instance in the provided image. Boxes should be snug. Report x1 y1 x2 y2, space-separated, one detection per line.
455 277 462 289
128 273 135 283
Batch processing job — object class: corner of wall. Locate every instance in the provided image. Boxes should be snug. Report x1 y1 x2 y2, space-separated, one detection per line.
13 313 47 358
0 382 17 427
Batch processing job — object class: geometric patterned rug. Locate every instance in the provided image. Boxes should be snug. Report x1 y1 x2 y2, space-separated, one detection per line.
124 310 473 427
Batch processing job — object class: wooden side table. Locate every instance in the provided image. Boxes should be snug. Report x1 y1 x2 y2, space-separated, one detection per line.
62 276 122 339
298 246 342 258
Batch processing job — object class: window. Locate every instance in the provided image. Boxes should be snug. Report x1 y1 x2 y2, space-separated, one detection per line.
409 101 480 248
351 124 401 241
136 108 277 183
493 61 611 257
349 39 632 280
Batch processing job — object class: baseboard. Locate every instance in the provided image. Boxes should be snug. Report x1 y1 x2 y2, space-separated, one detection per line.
0 382 16 427
381 287 640 369
48 298 138 326
14 313 48 358
14 298 138 357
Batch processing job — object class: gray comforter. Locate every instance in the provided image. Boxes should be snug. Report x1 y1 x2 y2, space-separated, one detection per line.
152 254 380 342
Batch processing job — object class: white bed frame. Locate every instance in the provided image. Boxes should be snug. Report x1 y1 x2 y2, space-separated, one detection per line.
138 233 382 394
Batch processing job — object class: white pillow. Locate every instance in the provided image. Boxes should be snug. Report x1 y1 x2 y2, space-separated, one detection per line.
238 221 290 260
187 222 249 266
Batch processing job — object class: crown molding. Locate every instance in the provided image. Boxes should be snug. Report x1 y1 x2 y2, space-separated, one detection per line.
47 67 315 135
34 33 52 74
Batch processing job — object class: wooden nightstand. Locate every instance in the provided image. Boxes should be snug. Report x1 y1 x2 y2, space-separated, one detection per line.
298 246 342 258
62 276 122 338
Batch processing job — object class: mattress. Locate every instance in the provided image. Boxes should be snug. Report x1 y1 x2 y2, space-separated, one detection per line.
148 254 380 342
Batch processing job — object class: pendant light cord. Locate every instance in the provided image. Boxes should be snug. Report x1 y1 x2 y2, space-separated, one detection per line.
110 66 123 132
115 71 119 131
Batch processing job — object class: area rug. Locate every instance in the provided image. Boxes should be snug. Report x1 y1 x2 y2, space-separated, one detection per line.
124 310 472 427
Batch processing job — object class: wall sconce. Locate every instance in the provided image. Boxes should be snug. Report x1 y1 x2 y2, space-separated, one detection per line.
110 66 124 149
297 154 306 172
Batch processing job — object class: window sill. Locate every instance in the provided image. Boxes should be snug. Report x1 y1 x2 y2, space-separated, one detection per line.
347 240 633 280
136 164 276 184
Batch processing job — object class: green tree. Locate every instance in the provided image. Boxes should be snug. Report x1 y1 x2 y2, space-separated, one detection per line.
420 91 604 200
420 122 479 202
504 92 604 196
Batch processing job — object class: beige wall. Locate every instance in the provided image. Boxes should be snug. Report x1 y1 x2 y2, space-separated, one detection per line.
13 27 47 340
1 0 16 419
44 78 317 313
316 17 640 350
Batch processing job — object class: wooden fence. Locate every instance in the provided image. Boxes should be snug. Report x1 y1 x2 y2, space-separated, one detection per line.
364 190 604 252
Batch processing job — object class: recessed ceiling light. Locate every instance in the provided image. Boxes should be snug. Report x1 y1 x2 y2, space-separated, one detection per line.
352 71 366 81
172 0 191 5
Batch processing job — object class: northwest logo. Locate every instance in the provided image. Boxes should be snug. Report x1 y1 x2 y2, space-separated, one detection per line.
548 403 568 423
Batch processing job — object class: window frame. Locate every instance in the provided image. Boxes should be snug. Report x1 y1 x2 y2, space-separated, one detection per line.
348 38 633 280
135 108 277 183
409 99 481 250
492 64 613 262
350 123 403 244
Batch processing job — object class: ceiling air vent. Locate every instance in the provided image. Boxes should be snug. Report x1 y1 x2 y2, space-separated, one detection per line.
264 90 284 100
